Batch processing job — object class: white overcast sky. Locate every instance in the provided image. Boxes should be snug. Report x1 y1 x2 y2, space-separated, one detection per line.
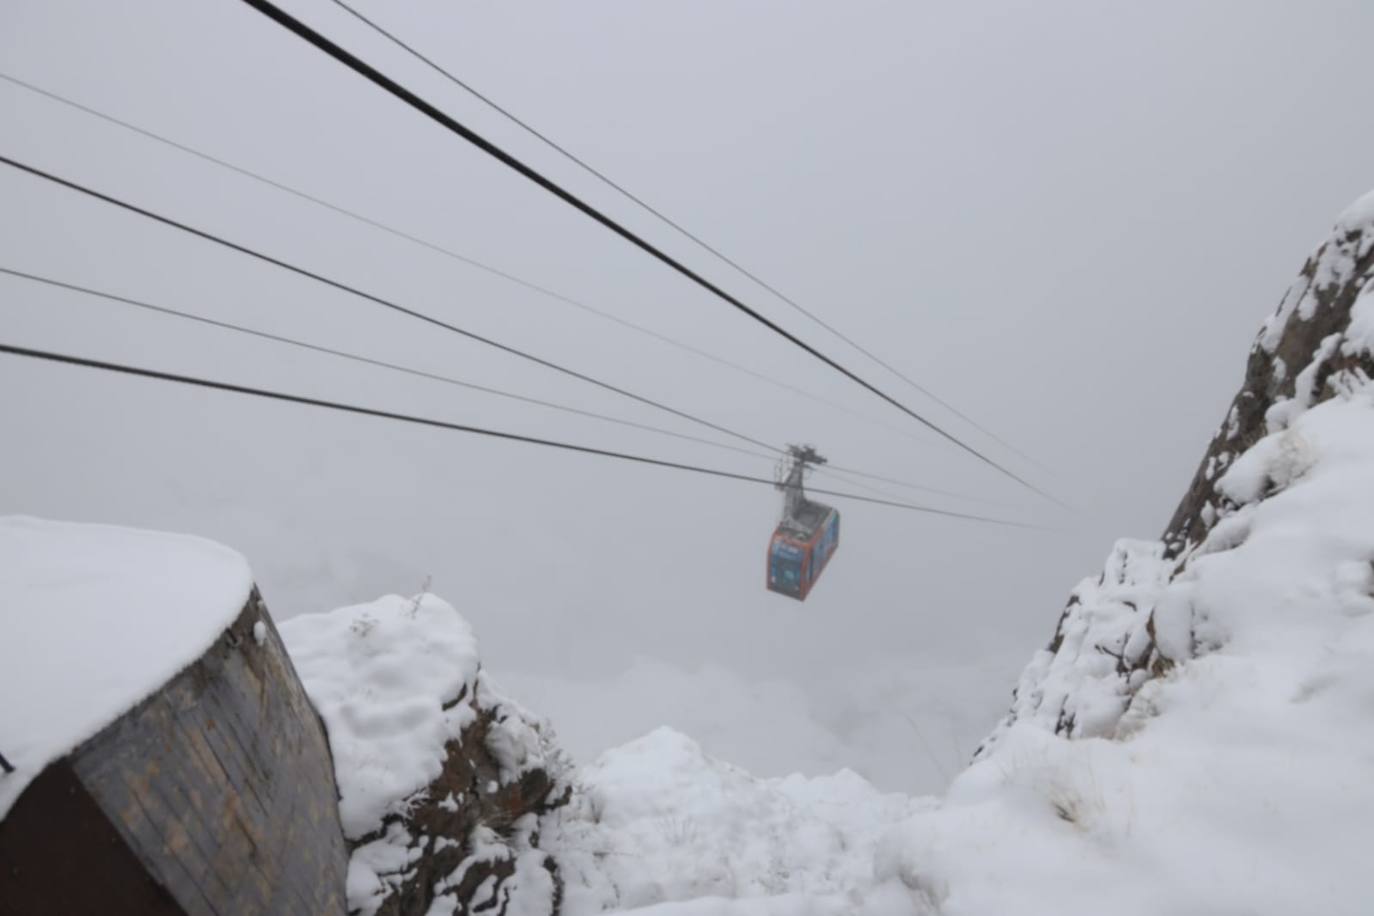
4 0 1373 788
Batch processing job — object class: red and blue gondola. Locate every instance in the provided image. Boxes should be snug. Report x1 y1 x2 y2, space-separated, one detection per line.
766 503 839 601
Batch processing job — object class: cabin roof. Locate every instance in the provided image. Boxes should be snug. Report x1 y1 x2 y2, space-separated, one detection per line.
778 499 835 540
0 516 252 819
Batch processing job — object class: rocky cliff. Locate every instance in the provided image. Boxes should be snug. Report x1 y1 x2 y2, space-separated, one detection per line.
980 190 1374 751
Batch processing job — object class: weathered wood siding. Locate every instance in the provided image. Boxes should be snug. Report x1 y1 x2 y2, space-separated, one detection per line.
0 589 348 916
0 761 184 915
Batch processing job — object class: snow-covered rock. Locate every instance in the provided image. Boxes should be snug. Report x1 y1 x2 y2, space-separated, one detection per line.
985 188 1374 752
280 594 573 916
1166 187 1374 555
893 189 1374 915
877 387 1374 915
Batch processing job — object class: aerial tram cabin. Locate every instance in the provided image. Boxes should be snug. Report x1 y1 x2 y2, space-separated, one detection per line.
766 445 840 601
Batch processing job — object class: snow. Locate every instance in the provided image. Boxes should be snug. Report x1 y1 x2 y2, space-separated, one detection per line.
979 538 1172 749
1342 273 1374 356
1260 193 1374 354
430 816 559 916
277 592 481 839
0 516 251 818
1334 186 1374 237
347 822 423 916
861 385 1374 915
1263 333 1342 433
550 727 925 914
280 591 568 916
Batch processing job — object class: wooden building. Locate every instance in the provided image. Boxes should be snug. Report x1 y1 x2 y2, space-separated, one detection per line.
0 590 348 915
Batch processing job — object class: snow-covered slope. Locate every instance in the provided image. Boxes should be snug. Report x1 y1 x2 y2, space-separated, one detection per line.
981 188 1374 755
549 727 924 914
875 388 1374 914
0 516 252 817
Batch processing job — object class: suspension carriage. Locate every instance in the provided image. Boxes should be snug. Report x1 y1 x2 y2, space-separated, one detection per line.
766 445 840 600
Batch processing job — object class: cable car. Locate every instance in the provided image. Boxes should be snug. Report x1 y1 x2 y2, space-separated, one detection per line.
766 445 840 601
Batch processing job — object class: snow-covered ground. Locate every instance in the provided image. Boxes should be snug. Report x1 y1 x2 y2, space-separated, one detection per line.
550 727 926 914
0 516 251 817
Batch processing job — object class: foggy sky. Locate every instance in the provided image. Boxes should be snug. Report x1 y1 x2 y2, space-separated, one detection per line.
4 0 1373 790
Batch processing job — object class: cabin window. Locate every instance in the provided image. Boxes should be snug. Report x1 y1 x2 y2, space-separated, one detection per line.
770 540 803 593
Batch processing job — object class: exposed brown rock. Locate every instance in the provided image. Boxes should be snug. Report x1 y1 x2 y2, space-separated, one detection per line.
1163 217 1374 557
348 675 573 916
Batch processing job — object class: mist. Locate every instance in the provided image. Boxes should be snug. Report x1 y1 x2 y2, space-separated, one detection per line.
4 0 1373 793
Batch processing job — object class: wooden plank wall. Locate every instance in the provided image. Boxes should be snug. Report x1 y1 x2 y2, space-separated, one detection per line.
0 760 186 915
66 590 348 915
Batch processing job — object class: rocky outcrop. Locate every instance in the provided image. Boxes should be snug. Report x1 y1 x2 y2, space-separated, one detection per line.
980 190 1374 751
279 595 574 916
346 674 572 916
1163 192 1374 557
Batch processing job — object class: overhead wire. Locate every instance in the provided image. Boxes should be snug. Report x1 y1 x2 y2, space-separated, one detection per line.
0 264 999 508
326 0 1048 472
821 462 1008 507
0 71 968 470
0 153 1000 508
0 340 1049 531
0 265 772 463
236 0 1065 509
0 153 766 454
0 71 898 440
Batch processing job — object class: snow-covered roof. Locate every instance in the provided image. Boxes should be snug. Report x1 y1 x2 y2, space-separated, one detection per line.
0 516 252 818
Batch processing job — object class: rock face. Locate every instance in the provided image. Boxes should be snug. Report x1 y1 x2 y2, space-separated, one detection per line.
347 673 572 916
1163 193 1374 556
981 191 1374 750
279 594 573 916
